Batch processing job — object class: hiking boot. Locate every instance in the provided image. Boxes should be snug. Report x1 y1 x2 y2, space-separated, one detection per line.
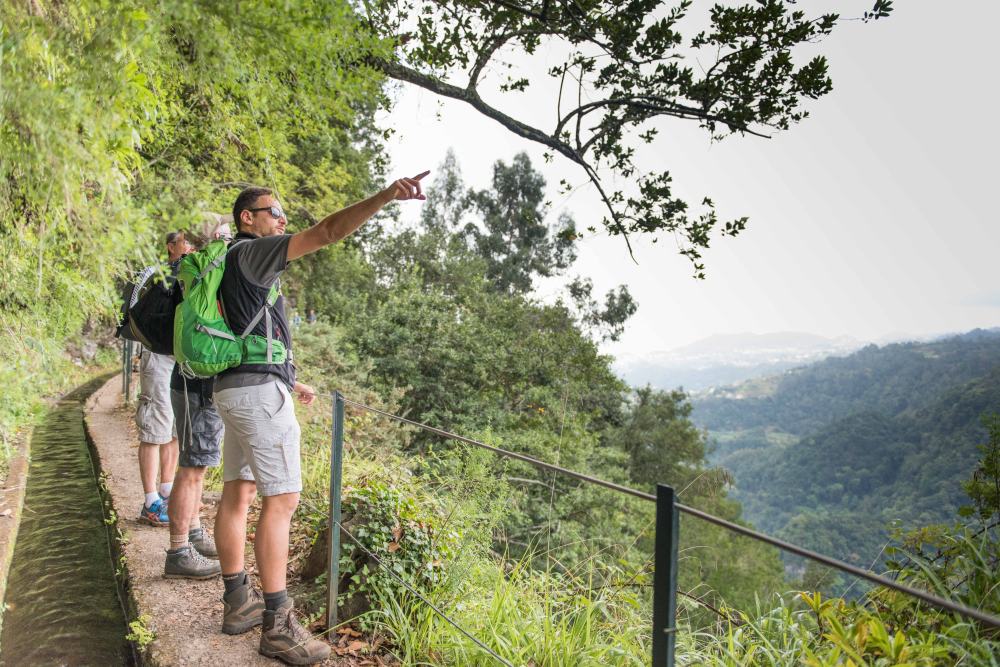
259 600 331 665
222 579 265 635
189 528 218 559
139 498 169 526
164 545 221 580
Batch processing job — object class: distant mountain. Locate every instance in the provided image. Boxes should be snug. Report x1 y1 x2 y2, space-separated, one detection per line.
614 331 864 392
930 326 1000 343
690 329 1000 584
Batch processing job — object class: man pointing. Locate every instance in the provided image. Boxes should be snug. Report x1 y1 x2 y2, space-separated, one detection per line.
213 172 428 664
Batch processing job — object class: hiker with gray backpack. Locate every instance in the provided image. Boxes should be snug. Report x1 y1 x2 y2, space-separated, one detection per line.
172 173 428 665
132 231 191 527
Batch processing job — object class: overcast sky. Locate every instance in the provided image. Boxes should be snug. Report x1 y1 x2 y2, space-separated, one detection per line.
381 3 999 356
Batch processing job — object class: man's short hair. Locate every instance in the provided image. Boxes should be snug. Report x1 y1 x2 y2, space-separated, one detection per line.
165 231 184 245
232 186 273 232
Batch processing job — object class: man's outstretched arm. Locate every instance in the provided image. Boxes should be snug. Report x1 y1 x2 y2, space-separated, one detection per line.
287 171 428 261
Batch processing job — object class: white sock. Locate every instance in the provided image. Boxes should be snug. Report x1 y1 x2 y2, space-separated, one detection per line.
190 515 201 530
144 491 160 507
159 482 173 498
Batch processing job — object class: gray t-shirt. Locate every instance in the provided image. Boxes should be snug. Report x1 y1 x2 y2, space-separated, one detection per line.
215 234 293 391
236 234 289 287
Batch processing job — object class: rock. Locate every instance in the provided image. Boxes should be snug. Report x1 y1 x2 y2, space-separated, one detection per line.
299 516 377 625
300 524 330 581
300 516 359 580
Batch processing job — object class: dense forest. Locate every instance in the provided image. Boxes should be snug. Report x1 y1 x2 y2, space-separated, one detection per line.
693 331 1000 584
3 1 999 664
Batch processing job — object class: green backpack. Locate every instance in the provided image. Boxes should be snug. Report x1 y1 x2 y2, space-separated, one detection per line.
173 239 287 378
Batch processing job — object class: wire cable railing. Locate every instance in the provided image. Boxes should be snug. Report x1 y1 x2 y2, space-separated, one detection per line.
312 391 1000 666
341 397 657 502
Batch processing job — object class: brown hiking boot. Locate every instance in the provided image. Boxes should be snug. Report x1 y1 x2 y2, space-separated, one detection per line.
221 579 265 635
259 600 331 665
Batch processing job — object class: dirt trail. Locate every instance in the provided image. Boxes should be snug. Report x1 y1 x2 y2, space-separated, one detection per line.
85 374 344 666
0 430 30 631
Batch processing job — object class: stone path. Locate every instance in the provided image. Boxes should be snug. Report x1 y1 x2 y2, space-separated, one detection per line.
85 374 342 666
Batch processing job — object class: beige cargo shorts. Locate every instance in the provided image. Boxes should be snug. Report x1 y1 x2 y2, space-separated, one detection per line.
214 380 302 496
135 350 176 444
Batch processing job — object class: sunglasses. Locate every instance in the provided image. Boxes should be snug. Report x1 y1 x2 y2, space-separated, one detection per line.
248 205 286 220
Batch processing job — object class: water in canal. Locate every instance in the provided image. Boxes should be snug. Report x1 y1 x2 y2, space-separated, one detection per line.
0 376 131 665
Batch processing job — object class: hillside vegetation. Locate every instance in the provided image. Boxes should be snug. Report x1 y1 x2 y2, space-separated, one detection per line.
694 331 1000 575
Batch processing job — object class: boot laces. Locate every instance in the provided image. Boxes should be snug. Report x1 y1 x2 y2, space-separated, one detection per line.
190 549 216 568
278 607 313 644
194 533 216 549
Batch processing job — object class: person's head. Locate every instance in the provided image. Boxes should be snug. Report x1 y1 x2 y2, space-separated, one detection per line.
196 212 234 244
165 231 193 261
213 221 233 240
232 186 287 238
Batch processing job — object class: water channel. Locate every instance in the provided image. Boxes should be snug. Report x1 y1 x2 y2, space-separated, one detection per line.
0 376 132 665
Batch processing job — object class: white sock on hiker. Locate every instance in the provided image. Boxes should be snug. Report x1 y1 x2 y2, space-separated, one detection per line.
159 482 173 498
170 533 189 550
190 515 201 530
145 491 160 508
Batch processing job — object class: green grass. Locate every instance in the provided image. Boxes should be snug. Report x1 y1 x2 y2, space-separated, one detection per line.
376 553 650 666
0 328 118 479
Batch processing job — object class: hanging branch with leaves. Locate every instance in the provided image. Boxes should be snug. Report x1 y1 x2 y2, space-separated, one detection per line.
363 0 893 275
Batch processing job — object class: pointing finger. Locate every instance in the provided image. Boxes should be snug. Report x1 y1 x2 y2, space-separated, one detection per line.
402 178 422 198
413 170 430 181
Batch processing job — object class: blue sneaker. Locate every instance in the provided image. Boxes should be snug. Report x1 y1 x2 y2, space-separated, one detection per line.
139 498 169 526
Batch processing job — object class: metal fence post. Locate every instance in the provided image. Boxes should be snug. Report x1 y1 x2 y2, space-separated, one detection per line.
652 484 679 667
123 341 133 405
122 341 128 398
326 390 346 630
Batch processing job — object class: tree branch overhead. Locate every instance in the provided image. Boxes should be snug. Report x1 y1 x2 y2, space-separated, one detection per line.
367 0 893 275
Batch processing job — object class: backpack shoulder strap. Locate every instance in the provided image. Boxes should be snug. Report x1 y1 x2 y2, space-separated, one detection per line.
194 238 246 284
238 277 280 338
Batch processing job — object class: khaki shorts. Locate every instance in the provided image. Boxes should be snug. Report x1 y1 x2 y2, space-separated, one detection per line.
214 380 302 496
135 350 176 444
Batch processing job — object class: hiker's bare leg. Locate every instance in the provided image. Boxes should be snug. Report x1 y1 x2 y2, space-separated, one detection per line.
168 465 205 539
138 442 160 496
216 479 256 575
159 438 178 488
192 474 206 525
256 492 299 593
